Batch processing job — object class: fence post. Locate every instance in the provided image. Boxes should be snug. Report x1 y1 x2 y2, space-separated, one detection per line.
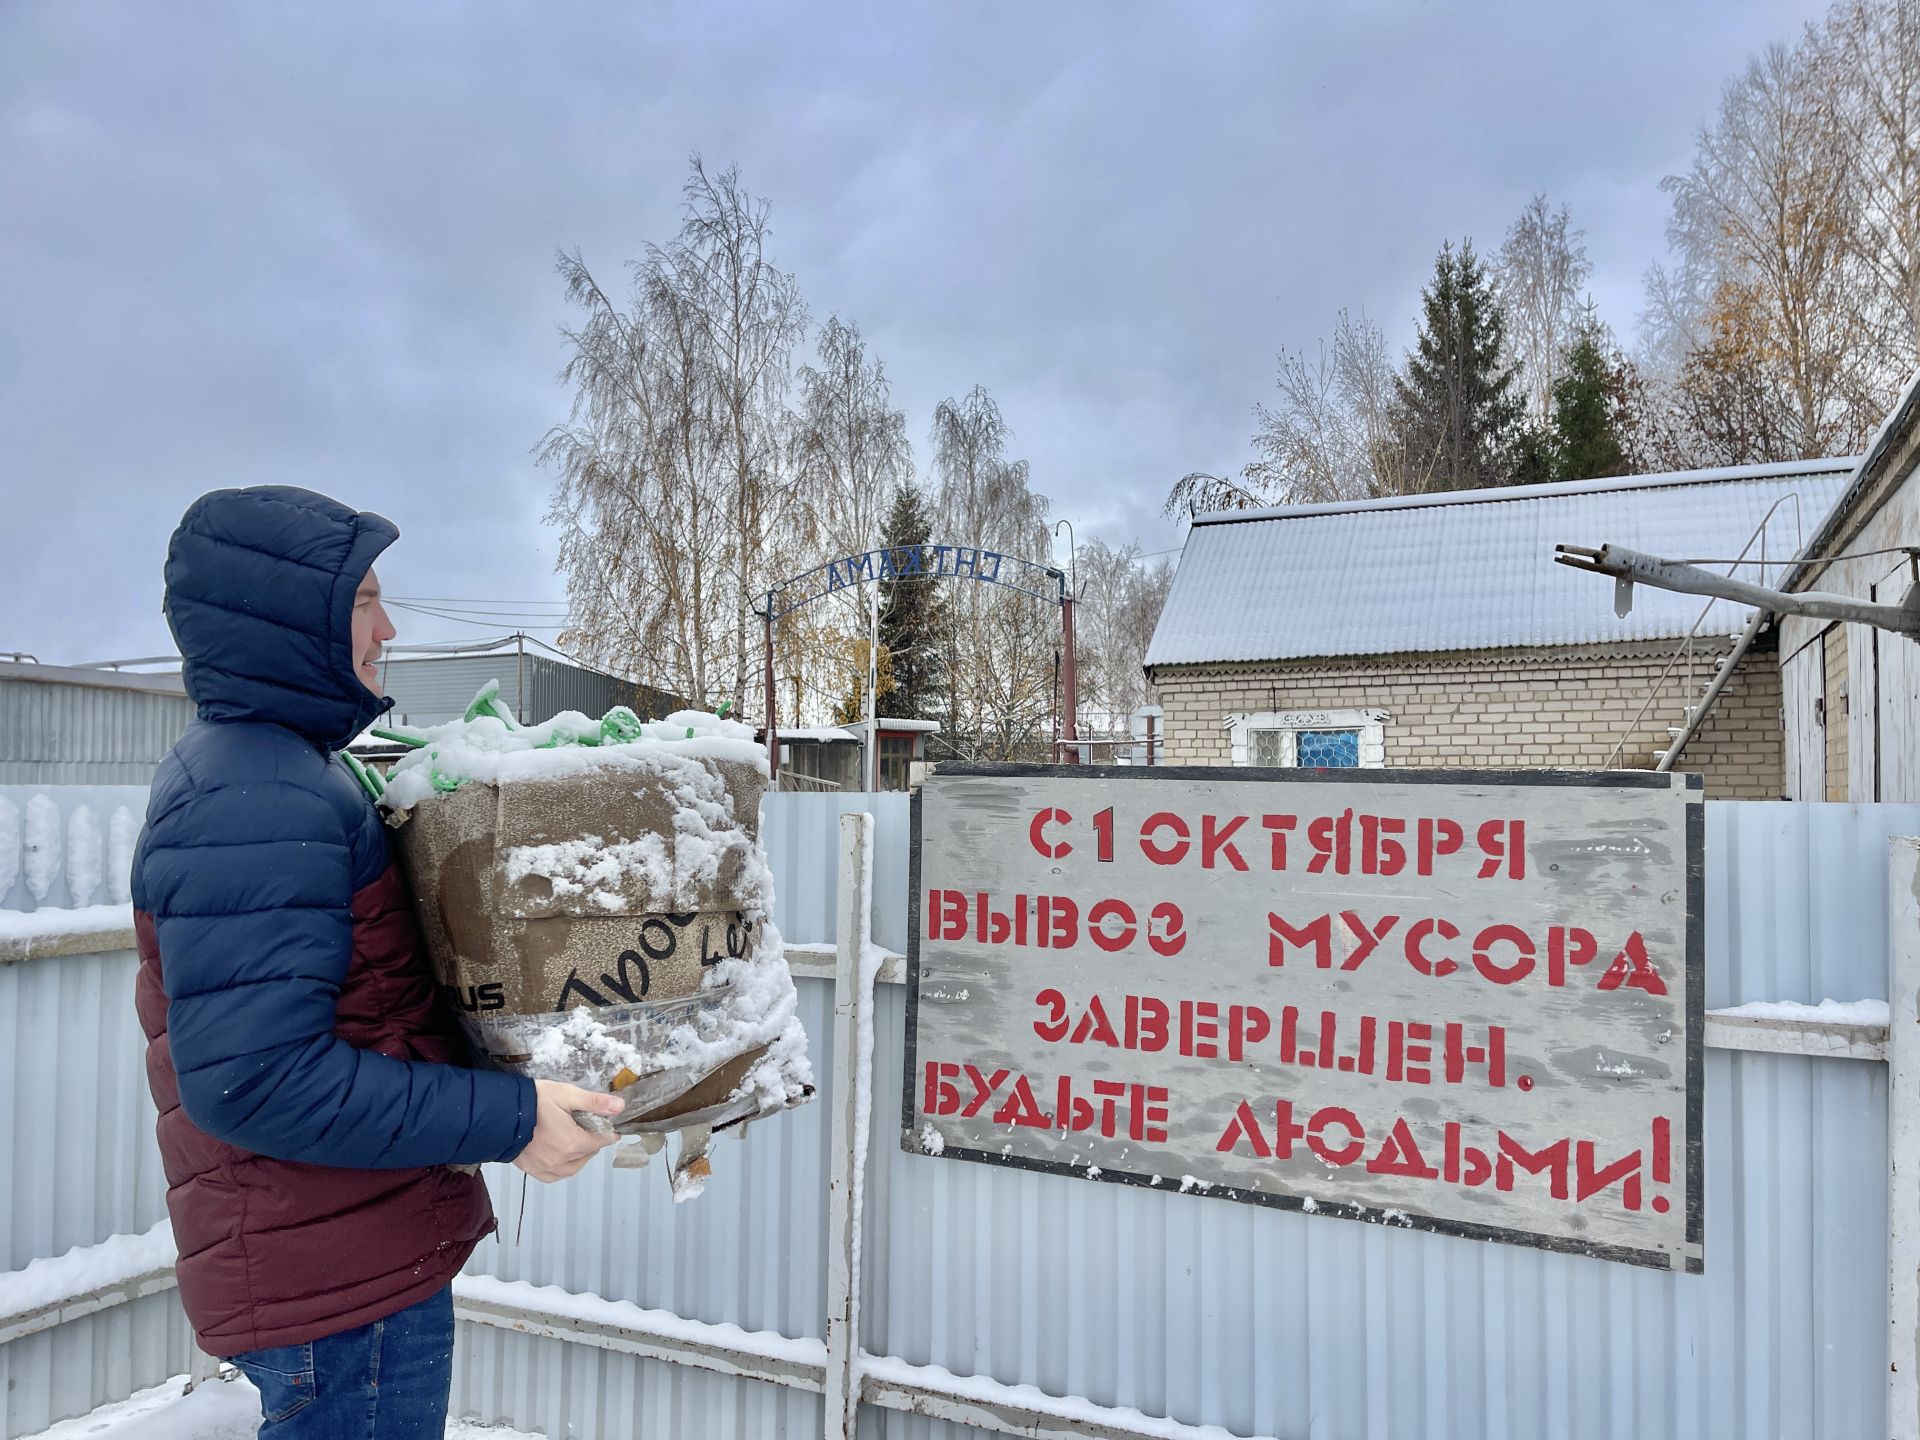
1889 837 1920 1436
824 812 874 1440
185 1347 221 1391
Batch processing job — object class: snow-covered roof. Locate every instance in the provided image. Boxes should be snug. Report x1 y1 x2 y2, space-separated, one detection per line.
844 718 942 734
1145 460 1856 668
0 659 186 695
776 726 859 744
383 633 583 665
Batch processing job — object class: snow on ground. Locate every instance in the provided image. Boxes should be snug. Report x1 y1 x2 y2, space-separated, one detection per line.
1712 997 1891 1026
19 1375 547 1440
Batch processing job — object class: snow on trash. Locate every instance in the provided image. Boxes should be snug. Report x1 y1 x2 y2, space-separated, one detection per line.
375 683 812 1199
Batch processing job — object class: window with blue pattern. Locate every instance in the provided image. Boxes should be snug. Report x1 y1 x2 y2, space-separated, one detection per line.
1295 729 1361 768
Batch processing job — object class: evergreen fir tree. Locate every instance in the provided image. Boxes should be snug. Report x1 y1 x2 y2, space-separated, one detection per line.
876 482 948 721
1392 240 1527 490
1508 424 1556 486
1549 327 1630 482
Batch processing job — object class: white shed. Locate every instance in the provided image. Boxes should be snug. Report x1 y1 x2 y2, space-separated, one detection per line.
1780 367 1920 801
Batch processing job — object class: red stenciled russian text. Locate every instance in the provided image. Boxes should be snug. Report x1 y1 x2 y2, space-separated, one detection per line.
1028 989 1510 1089
1265 911 1668 995
926 889 1187 957
1213 1102 1677 1216
922 1061 1171 1142
1027 805 1526 880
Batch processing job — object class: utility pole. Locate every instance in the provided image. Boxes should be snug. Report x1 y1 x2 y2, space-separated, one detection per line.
1554 544 1920 635
866 580 880 792
1053 519 1080 764
762 606 779 781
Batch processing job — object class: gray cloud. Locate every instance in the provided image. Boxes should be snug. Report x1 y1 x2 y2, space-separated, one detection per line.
0 0 1824 662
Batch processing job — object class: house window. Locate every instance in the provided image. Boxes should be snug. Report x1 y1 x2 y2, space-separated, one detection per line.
1248 729 1288 767
877 734 915 791
1230 710 1387 769
1296 729 1362 768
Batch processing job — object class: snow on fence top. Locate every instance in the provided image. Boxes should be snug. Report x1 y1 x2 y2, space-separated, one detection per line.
1144 459 1856 668
0 788 147 952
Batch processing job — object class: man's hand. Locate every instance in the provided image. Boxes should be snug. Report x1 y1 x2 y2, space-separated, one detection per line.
513 1081 624 1182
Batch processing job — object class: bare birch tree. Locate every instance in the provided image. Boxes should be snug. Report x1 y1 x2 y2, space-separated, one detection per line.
1817 0 1920 385
777 315 916 720
1166 309 1423 517
1495 196 1594 425
543 158 806 714
795 315 912 561
1656 41 1874 457
1073 539 1175 735
929 386 1055 759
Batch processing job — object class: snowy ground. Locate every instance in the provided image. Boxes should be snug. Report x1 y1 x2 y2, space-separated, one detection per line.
20 1375 545 1440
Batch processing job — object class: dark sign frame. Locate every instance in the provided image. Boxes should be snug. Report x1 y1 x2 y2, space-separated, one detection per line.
903 763 1706 1274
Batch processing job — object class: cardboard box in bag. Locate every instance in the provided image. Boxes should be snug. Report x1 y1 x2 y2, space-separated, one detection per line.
392 755 789 1132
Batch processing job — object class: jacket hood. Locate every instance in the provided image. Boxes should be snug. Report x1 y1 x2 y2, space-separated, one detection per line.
163 486 398 750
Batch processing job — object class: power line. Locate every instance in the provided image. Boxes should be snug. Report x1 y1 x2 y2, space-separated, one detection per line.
385 595 570 607
385 601 572 631
387 602 575 620
1665 546 1920 567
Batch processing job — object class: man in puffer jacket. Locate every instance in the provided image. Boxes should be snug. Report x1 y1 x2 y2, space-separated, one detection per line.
133 486 623 1437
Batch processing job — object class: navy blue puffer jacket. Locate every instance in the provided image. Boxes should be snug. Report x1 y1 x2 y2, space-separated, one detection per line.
132 486 535 1355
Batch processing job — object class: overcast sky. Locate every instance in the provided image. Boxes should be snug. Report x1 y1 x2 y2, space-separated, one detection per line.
0 0 1826 663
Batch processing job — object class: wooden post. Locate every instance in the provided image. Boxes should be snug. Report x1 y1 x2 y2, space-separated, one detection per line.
1890 837 1920 1436
824 812 874 1438
1146 713 1156 768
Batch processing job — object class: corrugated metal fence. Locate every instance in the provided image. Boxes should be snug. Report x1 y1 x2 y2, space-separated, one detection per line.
0 785 195 1438
2 789 1913 1438
0 679 194 786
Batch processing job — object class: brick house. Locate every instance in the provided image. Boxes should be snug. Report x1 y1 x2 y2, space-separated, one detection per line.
1143 461 1854 798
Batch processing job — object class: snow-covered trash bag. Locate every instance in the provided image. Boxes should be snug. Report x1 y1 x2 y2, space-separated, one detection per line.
374 684 813 1195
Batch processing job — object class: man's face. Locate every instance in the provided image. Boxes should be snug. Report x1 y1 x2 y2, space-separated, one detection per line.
351 568 396 693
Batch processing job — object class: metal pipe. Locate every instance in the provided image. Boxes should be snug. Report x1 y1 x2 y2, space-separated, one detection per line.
762 605 779 780
1061 593 1080 764
866 581 879 792
1052 520 1080 765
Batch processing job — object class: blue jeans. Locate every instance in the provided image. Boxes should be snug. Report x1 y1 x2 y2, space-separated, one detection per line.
230 1287 454 1439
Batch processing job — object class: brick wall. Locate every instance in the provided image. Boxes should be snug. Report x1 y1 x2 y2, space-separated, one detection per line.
1151 644 1783 799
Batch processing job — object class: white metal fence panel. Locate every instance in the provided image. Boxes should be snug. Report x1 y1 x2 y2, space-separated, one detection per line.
0 1295 196 1440
847 800 1909 1440
0 785 191 1437
0 784 149 912
447 968 837 1435
764 792 914 952
5 790 1914 1440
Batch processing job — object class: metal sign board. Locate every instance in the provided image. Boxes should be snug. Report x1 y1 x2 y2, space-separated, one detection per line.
904 765 1705 1273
